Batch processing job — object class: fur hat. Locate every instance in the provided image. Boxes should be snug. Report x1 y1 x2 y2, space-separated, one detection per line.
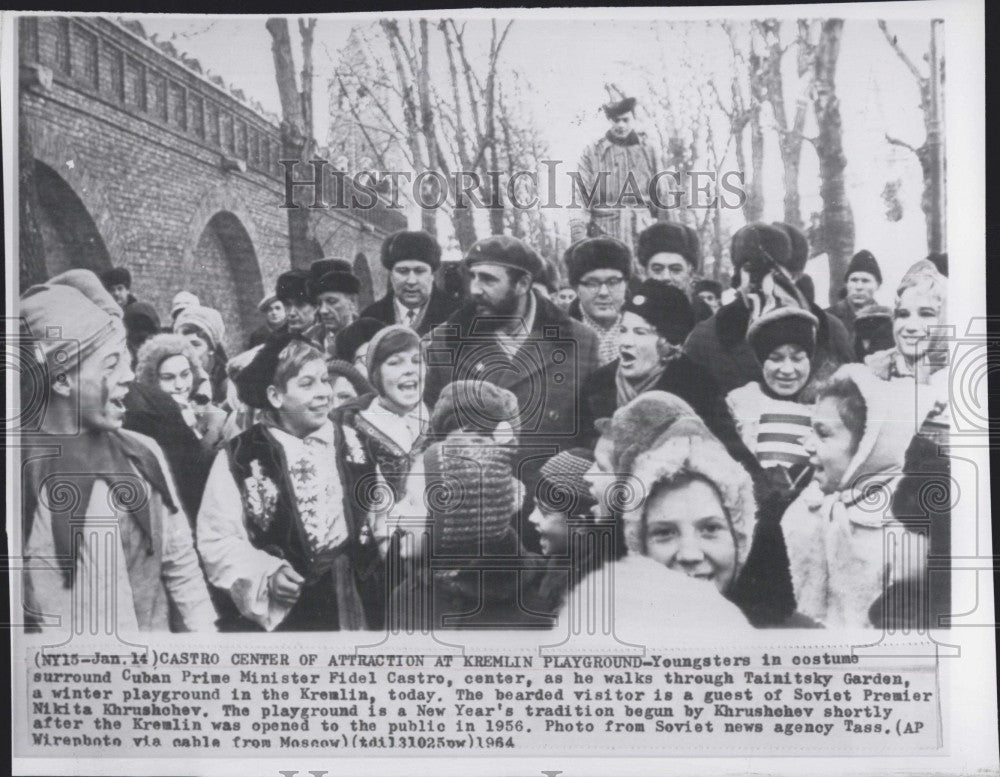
693 279 723 298
310 258 353 281
566 237 632 286
747 306 818 363
99 266 132 290
308 270 361 300
771 222 809 275
854 303 893 338
173 304 225 350
365 324 420 395
233 331 319 409
464 235 544 280
423 441 520 556
603 96 637 119
594 390 709 476
335 317 385 362
134 333 207 393
536 448 596 514
621 279 695 346
730 222 793 274
381 230 441 272
626 430 757 581
429 380 520 439
276 269 312 304
636 222 701 272
845 249 882 284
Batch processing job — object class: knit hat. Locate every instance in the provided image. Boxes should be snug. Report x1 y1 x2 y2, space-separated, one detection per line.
173 304 225 350
123 302 161 350
594 390 709 476
566 237 632 286
365 324 420 395
693 278 723 299
845 249 882 284
464 235 544 280
134 333 207 392
20 269 126 374
621 279 695 346
730 222 793 274
308 269 361 300
99 266 131 290
429 380 520 438
747 306 818 363
771 222 809 275
326 358 374 397
636 222 701 272
276 269 312 304
172 290 200 317
423 441 520 556
626 429 757 578
603 96 636 119
536 448 596 514
233 331 318 409
335 317 385 362
257 293 279 312
381 230 441 271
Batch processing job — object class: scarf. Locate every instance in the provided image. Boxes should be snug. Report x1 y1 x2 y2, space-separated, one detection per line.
605 130 641 146
22 429 176 588
615 362 666 407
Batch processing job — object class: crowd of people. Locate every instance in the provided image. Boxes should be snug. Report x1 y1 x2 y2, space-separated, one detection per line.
18 218 951 634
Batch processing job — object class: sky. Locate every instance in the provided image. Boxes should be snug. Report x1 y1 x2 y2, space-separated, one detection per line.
130 11 940 301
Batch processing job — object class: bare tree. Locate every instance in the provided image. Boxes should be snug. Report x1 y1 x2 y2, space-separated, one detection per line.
808 19 855 304
879 19 946 254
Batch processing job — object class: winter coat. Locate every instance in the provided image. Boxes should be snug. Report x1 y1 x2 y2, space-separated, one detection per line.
359 285 462 337
725 381 812 473
683 296 855 397
825 299 857 339
577 355 762 479
423 290 600 459
781 365 917 628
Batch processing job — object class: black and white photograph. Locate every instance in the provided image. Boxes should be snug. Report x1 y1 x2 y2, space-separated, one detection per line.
4 2 995 774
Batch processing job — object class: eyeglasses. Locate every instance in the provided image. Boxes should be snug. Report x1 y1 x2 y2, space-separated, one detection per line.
579 277 626 292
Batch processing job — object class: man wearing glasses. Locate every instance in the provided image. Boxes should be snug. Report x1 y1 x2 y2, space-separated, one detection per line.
565 237 632 367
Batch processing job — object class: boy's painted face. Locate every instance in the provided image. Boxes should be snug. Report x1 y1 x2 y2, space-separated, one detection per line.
378 346 423 412
761 344 811 397
643 477 737 592
268 357 333 437
74 333 134 432
157 353 194 407
893 287 941 361
528 503 569 556
805 396 859 494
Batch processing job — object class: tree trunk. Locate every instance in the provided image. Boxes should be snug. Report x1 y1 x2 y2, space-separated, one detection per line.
19 116 47 290
298 19 316 153
812 20 854 304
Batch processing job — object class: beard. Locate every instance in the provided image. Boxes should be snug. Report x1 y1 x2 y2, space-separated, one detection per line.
472 290 522 331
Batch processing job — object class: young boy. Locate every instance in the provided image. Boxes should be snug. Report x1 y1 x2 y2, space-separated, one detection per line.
197 333 381 631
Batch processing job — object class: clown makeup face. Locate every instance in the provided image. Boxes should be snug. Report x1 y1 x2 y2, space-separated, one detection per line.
608 111 634 139
643 477 737 593
157 353 194 407
74 333 135 432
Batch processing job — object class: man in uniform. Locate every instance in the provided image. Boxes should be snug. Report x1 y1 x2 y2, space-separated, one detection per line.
570 96 670 252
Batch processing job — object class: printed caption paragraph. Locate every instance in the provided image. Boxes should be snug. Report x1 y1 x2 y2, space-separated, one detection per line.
21 648 942 756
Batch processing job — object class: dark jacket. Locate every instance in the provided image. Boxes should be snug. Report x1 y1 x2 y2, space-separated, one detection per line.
360 286 461 337
683 296 855 397
424 290 601 458
247 322 287 351
122 382 210 523
577 355 762 478
825 299 857 339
